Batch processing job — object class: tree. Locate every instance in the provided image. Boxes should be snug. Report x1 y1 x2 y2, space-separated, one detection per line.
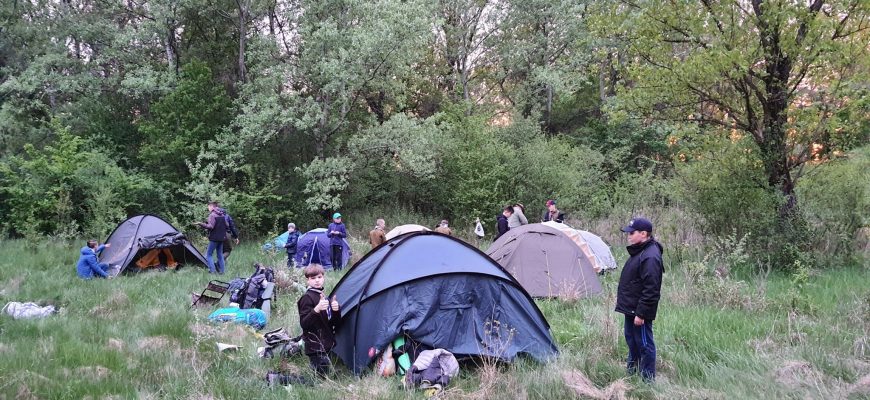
598 0 870 224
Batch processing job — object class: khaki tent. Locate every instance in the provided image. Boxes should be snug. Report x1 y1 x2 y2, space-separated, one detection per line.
542 221 617 273
385 224 431 240
486 223 602 298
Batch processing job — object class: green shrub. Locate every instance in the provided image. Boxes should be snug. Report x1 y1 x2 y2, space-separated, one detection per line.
0 122 160 239
796 145 870 264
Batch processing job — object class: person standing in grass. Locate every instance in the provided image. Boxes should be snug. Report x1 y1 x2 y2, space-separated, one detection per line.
76 240 112 279
615 217 664 382
298 264 341 377
495 206 512 240
197 201 228 274
434 219 452 236
327 212 347 271
541 199 566 223
507 203 528 229
369 218 387 249
284 223 300 268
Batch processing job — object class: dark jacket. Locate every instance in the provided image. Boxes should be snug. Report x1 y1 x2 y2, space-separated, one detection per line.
200 209 228 242
218 208 239 240
495 214 509 239
298 287 340 355
615 238 664 320
284 230 300 254
541 209 566 223
76 245 108 279
327 222 347 246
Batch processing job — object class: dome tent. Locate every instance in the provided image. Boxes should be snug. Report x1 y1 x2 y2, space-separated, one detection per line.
487 223 602 298
384 224 431 240
100 215 208 275
329 231 558 375
541 221 617 273
293 228 351 269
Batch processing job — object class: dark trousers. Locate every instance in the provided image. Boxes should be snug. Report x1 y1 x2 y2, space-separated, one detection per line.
331 245 343 271
308 352 332 377
287 252 296 269
623 314 656 381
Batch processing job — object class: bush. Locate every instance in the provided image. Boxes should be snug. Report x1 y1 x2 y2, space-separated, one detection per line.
797 146 870 264
0 122 160 239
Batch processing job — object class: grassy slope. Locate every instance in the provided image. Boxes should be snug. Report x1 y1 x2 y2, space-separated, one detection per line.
0 239 868 400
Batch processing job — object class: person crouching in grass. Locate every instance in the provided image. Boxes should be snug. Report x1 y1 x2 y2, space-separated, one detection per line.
298 265 341 376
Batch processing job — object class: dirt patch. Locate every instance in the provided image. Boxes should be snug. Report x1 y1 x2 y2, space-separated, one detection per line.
106 338 124 351
774 360 823 389
137 336 177 352
850 374 870 397
16 383 38 400
77 365 111 380
562 370 628 400
107 290 129 308
749 337 777 354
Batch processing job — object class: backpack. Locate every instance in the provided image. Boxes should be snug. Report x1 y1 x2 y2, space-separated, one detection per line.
230 263 275 308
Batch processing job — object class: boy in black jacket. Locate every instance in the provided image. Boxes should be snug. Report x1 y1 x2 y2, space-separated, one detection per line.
297 265 341 376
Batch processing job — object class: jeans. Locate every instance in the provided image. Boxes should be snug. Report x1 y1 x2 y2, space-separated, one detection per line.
287 253 297 269
623 314 656 382
206 240 226 274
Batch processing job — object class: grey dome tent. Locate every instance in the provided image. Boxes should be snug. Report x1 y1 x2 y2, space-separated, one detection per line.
329 231 558 375
100 215 208 274
487 223 602 299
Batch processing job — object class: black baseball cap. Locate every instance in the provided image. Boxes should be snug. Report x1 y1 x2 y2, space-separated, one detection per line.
620 217 653 233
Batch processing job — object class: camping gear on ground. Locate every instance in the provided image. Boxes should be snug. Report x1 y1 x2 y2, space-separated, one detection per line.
208 305 267 330
216 342 241 352
2 302 57 319
100 215 208 275
404 349 460 395
293 228 351 270
330 231 558 375
384 224 431 240
487 223 603 298
229 263 276 310
135 248 178 270
191 280 231 307
260 327 304 358
541 221 617 273
265 371 312 387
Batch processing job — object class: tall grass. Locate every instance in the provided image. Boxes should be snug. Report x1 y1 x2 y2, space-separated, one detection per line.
0 235 868 399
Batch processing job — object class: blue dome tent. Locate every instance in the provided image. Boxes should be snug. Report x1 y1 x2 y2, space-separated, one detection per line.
294 228 351 269
329 231 558 375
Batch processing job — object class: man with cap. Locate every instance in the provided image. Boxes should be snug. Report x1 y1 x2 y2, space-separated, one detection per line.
541 199 566 223
327 213 347 271
615 217 664 383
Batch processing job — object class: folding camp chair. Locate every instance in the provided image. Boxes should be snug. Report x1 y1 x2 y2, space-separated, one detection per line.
191 280 230 307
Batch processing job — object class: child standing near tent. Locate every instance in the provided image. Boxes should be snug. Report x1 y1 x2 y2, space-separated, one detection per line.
327 213 347 270
284 223 300 268
298 265 341 376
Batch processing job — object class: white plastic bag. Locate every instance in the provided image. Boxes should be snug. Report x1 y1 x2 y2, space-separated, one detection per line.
2 302 57 319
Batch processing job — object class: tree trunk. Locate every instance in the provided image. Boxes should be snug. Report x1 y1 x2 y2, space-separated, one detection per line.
236 0 249 83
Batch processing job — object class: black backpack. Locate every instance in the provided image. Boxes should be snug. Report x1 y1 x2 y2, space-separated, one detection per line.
230 263 275 308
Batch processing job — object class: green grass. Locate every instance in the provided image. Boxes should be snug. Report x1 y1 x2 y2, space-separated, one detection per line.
1 238 868 399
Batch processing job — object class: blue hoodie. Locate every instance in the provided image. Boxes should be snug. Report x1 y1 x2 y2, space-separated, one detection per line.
76 245 109 279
